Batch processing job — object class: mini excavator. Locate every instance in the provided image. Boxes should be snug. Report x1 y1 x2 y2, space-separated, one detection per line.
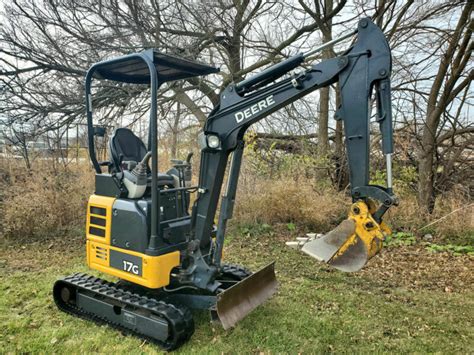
54 18 397 350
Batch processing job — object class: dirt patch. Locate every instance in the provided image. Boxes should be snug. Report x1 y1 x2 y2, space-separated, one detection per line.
228 230 473 297
359 245 474 293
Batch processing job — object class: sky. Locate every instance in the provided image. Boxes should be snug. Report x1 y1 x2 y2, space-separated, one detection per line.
0 1 471 145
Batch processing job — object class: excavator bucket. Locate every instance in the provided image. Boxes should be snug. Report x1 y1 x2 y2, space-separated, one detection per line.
215 262 278 330
302 201 389 272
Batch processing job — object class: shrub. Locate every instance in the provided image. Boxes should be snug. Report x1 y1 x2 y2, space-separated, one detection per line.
384 231 417 247
383 191 473 241
1 160 94 241
234 176 349 232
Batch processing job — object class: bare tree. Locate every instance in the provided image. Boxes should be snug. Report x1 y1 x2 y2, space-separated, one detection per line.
417 1 472 212
298 0 346 156
0 0 472 214
1 120 36 168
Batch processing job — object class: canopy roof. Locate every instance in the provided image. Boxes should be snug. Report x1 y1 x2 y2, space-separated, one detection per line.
91 49 219 84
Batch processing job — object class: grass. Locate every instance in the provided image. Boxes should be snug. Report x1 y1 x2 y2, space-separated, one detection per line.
0 228 473 354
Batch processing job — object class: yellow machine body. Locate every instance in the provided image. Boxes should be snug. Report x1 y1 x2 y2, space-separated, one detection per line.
85 195 180 289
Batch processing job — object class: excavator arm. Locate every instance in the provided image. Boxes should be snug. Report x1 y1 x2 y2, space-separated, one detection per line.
186 18 397 290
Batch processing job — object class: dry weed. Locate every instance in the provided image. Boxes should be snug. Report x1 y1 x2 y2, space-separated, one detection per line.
384 191 473 239
1 160 94 240
234 177 349 231
0 154 471 243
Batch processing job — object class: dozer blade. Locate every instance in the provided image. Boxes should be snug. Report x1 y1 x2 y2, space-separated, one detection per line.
302 201 386 272
216 262 278 330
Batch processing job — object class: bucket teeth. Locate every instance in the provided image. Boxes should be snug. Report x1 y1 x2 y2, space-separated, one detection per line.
216 262 278 330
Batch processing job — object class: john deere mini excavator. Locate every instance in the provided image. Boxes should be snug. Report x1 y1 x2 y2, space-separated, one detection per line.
53 18 397 350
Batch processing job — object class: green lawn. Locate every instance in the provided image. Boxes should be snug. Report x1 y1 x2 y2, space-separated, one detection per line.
1 229 473 354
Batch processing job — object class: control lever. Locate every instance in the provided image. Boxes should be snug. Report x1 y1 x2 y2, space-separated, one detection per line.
170 153 194 213
186 152 193 164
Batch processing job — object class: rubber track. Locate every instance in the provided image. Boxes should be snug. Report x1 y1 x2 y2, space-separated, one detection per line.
53 273 194 351
220 264 252 280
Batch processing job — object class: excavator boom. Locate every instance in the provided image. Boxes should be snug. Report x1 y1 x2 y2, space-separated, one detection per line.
185 17 397 324
192 18 396 279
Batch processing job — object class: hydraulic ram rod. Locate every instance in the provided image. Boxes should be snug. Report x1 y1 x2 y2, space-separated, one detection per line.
303 30 357 58
235 29 357 94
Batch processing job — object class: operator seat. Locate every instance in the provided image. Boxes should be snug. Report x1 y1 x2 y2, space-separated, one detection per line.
109 128 175 187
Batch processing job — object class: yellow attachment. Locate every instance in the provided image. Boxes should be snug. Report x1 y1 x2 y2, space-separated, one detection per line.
301 200 390 272
333 201 389 260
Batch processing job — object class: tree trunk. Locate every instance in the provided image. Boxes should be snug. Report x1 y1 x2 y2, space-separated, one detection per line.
170 102 181 158
418 110 440 213
417 1 472 213
318 84 330 155
333 85 348 190
317 0 333 156
22 143 31 170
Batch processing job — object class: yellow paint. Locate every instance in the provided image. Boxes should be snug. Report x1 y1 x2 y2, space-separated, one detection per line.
85 194 180 289
87 241 180 289
332 201 388 260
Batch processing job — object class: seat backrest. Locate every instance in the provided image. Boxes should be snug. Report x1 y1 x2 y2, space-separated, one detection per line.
109 128 147 172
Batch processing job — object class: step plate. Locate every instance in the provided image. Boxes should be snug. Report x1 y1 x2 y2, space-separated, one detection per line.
216 262 278 330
